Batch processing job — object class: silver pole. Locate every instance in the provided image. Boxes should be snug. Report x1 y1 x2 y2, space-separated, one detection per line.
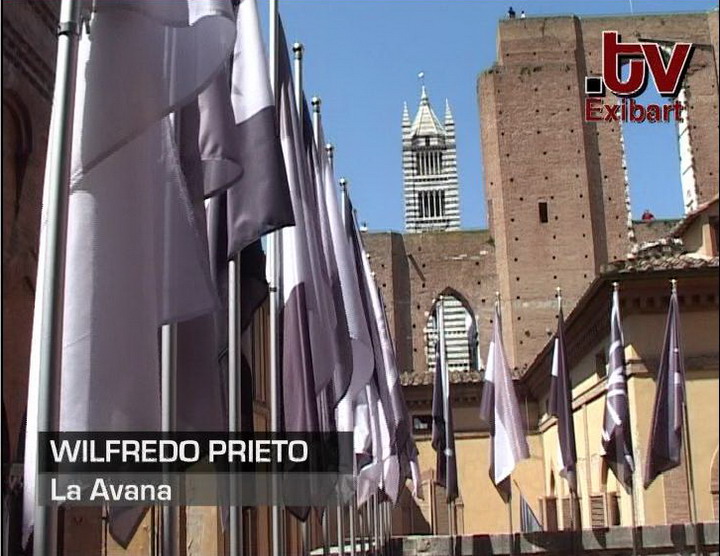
672 280 701 556
370 493 376 554
268 1 284 554
337 504 345 556
229 255 244 555
373 491 385 553
361 501 368 555
328 146 347 556
33 1 82 554
312 97 322 146
349 493 357 556
437 297 453 537
293 42 304 116
322 510 330 556
161 324 178 556
311 97 331 556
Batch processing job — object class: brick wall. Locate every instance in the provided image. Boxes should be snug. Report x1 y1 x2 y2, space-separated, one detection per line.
478 13 719 372
364 230 497 373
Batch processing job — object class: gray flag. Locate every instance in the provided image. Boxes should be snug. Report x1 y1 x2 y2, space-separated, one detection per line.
227 0 294 253
644 288 685 488
479 302 529 494
431 342 458 502
602 287 635 490
548 306 578 493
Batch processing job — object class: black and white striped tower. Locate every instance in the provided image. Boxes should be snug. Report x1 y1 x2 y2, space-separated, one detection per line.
403 73 460 233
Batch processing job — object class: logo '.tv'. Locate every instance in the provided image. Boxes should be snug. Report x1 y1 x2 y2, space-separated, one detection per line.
585 31 693 98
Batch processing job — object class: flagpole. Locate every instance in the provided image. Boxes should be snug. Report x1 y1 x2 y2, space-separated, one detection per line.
495 291 515 556
228 255 245 556
437 296 454 538
268 1 285 554
613 282 639 556
672 280 702 556
557 287 579 535
340 177 359 556
291 40 315 555
293 42 304 118
161 324 179 556
32 1 82 554
327 145 348 556
311 97 332 556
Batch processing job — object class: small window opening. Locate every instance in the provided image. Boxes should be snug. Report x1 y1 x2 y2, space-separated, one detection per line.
539 201 549 223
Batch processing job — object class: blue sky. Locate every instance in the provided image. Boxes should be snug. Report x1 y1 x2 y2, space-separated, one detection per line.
259 0 717 231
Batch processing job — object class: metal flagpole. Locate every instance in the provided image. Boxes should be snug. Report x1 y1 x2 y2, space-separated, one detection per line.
613 282 639 556
340 176 358 556
311 96 332 556
293 42 304 118
373 491 379 554
360 501 370 554
437 296 453 538
301 520 309 556
161 324 178 556
32 1 82 554
229 255 244 555
557 288 580 539
268 1 285 554
292 40 315 555
507 483 514 556
672 280 702 556
350 494 357 556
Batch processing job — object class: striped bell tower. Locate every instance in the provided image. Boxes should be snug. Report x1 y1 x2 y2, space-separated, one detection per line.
402 78 460 233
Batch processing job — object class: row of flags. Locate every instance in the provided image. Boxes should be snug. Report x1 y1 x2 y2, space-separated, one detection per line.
436 282 691 528
23 0 420 549
551 285 690 501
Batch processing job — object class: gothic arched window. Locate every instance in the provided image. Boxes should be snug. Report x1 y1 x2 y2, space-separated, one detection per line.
424 290 478 372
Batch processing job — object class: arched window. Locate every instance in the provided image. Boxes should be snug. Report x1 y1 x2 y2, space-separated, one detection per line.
425 290 478 372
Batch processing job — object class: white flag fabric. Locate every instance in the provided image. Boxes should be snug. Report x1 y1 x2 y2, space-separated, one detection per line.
227 0 294 253
276 22 339 432
23 1 235 545
355 382 390 505
479 302 529 486
311 117 374 432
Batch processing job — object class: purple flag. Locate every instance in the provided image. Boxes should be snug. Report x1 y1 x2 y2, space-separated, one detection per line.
548 306 578 493
644 288 685 488
602 286 635 490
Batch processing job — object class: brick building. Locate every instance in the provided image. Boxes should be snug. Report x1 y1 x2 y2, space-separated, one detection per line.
366 11 719 376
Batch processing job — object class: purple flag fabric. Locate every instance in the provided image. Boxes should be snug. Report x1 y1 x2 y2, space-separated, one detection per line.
601 287 635 490
479 301 529 493
548 306 578 493
23 1 236 546
227 0 294 253
644 289 685 488
276 20 321 438
431 342 458 502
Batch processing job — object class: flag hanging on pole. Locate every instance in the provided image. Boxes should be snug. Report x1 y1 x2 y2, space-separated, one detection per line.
431 338 458 501
601 285 635 490
312 115 370 432
644 285 685 488
548 303 578 493
23 2 236 545
479 300 529 494
276 20 321 435
304 107 353 421
227 0 294 253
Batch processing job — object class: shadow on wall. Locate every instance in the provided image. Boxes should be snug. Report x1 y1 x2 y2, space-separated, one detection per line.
393 483 432 535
